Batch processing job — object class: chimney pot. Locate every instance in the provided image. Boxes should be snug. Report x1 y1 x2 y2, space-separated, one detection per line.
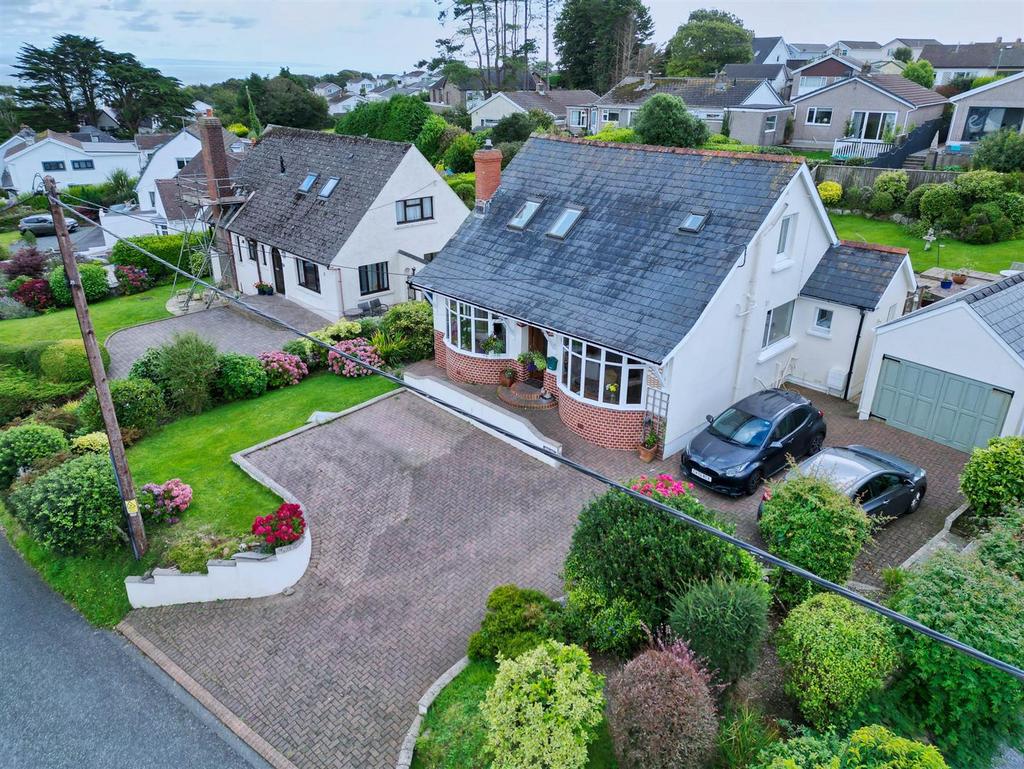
473 144 503 205
996 36 1002 44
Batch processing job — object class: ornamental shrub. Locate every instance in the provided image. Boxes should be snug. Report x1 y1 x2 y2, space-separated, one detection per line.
39 339 101 383
252 502 306 549
380 300 434 361
114 264 152 295
997 191 1024 227
77 377 165 435
259 351 308 388
213 353 267 402
960 435 1024 516
0 423 68 488
165 530 245 573
48 263 110 306
752 727 847 769
668 577 769 683
12 278 52 311
959 211 996 243
589 126 639 143
2 245 48 279
716 703 782 769
974 129 1024 173
953 169 1006 204
759 473 871 606
491 112 536 143
776 593 899 730
467 584 561 662
328 337 382 376
974 508 1024 580
140 478 191 524
495 140 523 168
901 182 938 217
816 181 843 206
556 573 646 657
886 551 1024 769
0 297 35 319
437 125 467 157
157 332 218 415
441 132 478 173
607 636 718 769
836 725 947 769
8 452 121 553
873 170 909 207
868 190 895 214
634 93 709 148
481 640 604 769
918 183 961 225
227 122 249 137
566 476 762 627
71 431 108 454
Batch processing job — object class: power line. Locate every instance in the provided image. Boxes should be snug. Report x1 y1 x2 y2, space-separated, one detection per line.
49 190 1024 684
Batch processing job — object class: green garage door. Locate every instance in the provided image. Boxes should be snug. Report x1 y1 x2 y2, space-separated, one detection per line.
871 357 1012 452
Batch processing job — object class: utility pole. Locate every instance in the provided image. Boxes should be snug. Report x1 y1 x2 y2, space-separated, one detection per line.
44 177 147 558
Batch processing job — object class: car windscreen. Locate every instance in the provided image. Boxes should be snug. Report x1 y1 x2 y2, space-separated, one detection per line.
708 408 772 448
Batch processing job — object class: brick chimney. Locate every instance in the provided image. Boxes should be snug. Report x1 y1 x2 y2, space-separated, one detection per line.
474 140 503 209
197 113 232 201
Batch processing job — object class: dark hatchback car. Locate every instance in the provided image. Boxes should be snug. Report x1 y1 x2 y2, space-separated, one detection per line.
759 445 927 519
681 389 826 496
18 214 78 236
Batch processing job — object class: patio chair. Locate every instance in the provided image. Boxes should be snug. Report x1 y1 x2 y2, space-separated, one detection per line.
368 298 388 315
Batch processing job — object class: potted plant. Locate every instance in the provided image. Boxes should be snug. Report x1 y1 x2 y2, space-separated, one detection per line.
952 268 968 285
481 334 505 356
255 280 274 296
638 428 659 462
940 271 954 289
500 367 515 387
517 350 547 374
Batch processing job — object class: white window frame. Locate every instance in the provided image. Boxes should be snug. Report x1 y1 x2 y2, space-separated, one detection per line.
850 110 898 141
777 213 797 255
762 300 795 349
801 76 828 93
559 336 646 409
805 106 833 125
175 157 189 169
148 190 156 207
600 109 621 124
764 115 778 132
445 298 508 356
571 109 588 128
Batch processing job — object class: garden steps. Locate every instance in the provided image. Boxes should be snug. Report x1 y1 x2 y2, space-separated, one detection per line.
497 380 557 410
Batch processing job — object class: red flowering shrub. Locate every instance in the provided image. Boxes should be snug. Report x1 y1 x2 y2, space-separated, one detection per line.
630 473 694 498
2 246 48 279
328 337 382 377
252 502 305 549
258 351 308 388
115 264 152 295
13 278 53 311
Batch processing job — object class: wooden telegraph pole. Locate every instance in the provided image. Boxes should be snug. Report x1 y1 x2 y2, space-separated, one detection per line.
44 177 147 558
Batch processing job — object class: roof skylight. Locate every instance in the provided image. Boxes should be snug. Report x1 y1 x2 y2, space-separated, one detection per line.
679 210 710 233
547 206 584 239
319 177 340 198
298 172 318 193
508 199 542 230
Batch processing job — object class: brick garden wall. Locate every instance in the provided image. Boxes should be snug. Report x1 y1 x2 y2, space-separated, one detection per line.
433 330 524 384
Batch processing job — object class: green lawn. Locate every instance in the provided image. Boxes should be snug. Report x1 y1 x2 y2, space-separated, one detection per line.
1 373 396 626
787 149 833 161
829 213 1024 274
412 660 618 769
0 231 23 248
0 282 176 346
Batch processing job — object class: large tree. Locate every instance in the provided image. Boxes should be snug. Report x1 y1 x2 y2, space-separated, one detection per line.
666 8 753 76
902 59 936 89
555 0 654 94
103 53 194 135
256 76 329 129
438 0 540 94
633 93 709 147
13 41 78 130
55 35 107 127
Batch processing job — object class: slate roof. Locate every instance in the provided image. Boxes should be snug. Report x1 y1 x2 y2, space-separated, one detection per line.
752 36 783 64
891 38 941 47
920 42 1024 69
226 127 410 266
800 241 907 310
596 76 782 109
836 40 882 48
156 178 198 222
136 132 176 151
500 89 600 117
793 73 947 107
69 126 122 143
723 63 790 80
410 136 802 363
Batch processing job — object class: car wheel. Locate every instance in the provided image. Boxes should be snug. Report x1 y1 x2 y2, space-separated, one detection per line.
807 432 824 456
744 469 763 496
908 486 925 514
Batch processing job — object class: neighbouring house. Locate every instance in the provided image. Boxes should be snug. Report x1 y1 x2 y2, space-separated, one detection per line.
826 40 884 62
868 59 909 76
574 73 792 146
859 272 1024 452
409 137 916 455
189 100 214 117
786 42 829 67
789 73 947 157
722 63 791 96
429 75 486 109
400 70 428 86
947 69 1024 145
752 36 791 65
206 124 469 320
314 81 343 99
470 87 600 130
921 39 1024 85
790 54 863 98
882 38 942 61
0 125 36 191
3 129 140 194
327 92 369 116
376 73 397 87
345 77 377 95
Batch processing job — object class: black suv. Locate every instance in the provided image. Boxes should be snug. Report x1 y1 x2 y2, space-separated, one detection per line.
681 389 826 496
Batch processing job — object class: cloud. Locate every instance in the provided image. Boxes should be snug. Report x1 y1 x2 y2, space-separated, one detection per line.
210 15 257 30
172 10 205 24
397 2 435 19
123 12 159 31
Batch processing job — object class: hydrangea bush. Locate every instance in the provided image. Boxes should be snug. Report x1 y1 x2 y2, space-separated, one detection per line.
140 478 192 524
115 264 152 295
259 351 308 388
328 337 382 377
252 502 305 549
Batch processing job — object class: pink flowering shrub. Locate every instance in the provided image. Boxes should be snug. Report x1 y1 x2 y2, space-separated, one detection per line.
115 264 152 295
327 337 382 377
140 478 192 524
630 473 694 498
259 351 308 388
252 502 305 549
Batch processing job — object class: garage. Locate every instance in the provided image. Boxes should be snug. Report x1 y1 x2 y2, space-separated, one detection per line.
870 357 1011 452
859 273 1024 453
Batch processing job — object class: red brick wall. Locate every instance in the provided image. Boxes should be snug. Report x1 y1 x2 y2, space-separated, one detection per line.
556 389 646 450
433 330 447 370
474 148 503 202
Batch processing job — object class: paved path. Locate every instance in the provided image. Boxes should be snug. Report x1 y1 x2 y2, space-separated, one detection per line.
0 536 269 769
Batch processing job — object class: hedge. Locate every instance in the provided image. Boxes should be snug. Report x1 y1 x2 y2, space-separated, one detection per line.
48 263 110 306
110 233 200 280
0 423 68 488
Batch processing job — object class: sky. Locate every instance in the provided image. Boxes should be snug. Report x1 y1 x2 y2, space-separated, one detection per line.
1 0 1023 85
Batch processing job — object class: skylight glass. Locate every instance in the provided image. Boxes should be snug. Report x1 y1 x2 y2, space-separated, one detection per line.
319 177 340 198
298 172 318 193
547 207 584 239
508 200 542 230
679 211 709 233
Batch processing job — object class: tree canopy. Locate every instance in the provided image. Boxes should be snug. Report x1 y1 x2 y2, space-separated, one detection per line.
902 59 936 89
555 0 655 94
256 76 329 129
633 93 709 147
666 8 753 76
893 46 913 63
335 94 431 142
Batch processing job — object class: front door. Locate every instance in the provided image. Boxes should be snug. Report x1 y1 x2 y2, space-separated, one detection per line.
271 248 286 295
527 326 547 381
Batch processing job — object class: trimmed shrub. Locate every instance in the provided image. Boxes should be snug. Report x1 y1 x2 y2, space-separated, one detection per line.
758 473 871 606
259 351 307 388
114 264 152 295
887 551 1024 769
874 170 909 206
8 452 122 552
954 169 1007 204
566 479 762 627
29 402 81 435
467 584 561 662
959 211 996 243
140 478 192 524
0 423 68 488
48 263 110 306
918 183 961 225
0 296 35 319
380 300 433 361
975 508 1024 580
997 191 1024 227
668 577 769 683
441 132 478 173
960 435 1024 517
481 640 604 769
71 431 109 454
868 190 895 214
633 93 709 147
111 233 197 281
227 122 249 137
77 377 165 435
752 727 847 769
974 129 1024 173
901 182 938 217
39 339 105 383
213 353 267 402
589 126 639 143
776 593 899 730
816 181 843 206
0 365 84 424
12 278 53 311
157 332 218 415
836 724 947 769
556 574 646 657
251 502 306 550
491 112 536 143
607 636 718 769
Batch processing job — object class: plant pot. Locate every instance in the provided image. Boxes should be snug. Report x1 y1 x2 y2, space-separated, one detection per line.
940 279 953 289
638 444 656 463
952 273 968 285
500 371 515 387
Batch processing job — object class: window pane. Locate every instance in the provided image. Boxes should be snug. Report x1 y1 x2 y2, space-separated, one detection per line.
492 320 505 347
766 300 794 346
449 309 458 341
299 173 318 193
626 368 644 404
865 112 882 140
585 344 600 360
459 317 471 349
561 348 569 385
602 364 621 404
583 360 600 400
605 352 622 364
816 308 833 329
473 319 488 352
776 216 790 254
509 200 541 229
422 197 433 219
569 353 581 393
571 340 582 354
548 207 583 238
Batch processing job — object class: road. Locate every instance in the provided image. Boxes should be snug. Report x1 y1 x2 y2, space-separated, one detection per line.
0 536 270 769
30 222 106 253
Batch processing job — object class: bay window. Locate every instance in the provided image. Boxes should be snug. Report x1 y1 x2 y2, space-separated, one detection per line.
446 298 507 355
560 337 645 407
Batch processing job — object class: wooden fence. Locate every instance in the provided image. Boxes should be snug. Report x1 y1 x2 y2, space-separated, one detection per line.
812 164 960 191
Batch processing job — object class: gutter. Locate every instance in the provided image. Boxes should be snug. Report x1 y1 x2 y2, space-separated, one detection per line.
843 308 868 400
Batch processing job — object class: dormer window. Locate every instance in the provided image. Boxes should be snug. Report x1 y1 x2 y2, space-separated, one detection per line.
319 177 339 198
508 199 542 230
679 210 709 233
547 206 584 239
298 173 318 193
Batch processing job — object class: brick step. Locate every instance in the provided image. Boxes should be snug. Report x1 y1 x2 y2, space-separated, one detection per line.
497 384 557 410
507 380 548 400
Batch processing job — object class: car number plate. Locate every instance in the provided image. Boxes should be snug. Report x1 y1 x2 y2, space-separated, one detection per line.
692 469 712 482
